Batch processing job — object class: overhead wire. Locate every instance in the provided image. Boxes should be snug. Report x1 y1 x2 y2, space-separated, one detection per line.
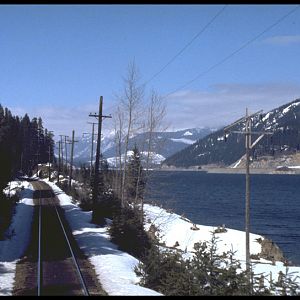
163 5 300 99
142 5 227 86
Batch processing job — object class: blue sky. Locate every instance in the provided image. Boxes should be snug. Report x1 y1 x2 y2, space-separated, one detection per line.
1 4 300 137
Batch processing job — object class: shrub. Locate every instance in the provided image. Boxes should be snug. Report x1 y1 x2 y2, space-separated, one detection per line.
135 234 292 296
0 192 17 240
109 205 152 259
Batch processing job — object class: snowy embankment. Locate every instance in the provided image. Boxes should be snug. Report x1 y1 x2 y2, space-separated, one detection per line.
46 179 300 293
1 178 300 295
45 180 161 296
143 203 300 290
0 181 35 296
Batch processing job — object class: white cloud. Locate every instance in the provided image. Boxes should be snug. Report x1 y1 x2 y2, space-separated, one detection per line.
164 82 300 130
7 103 116 139
5 82 300 137
262 35 300 46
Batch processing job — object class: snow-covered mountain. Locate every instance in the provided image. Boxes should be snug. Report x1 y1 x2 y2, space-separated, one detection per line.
57 127 214 167
55 131 115 166
163 98 300 168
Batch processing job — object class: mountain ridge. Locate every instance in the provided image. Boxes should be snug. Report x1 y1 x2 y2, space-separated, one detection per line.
58 127 215 166
163 98 300 168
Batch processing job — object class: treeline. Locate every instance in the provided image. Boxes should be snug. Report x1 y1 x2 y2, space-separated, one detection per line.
0 104 55 191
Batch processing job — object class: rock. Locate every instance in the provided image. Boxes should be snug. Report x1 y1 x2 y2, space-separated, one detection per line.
258 237 285 262
190 224 200 231
173 241 180 247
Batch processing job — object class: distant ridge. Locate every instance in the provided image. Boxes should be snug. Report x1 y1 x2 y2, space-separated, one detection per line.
163 98 300 168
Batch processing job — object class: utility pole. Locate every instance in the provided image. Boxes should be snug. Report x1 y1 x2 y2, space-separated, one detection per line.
245 108 251 280
59 135 65 175
224 108 273 283
87 122 98 178
64 135 69 174
68 130 78 189
89 96 112 223
33 153 40 176
57 140 61 184
48 131 54 181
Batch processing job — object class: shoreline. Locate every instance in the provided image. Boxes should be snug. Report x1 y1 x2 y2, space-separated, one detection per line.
157 167 300 175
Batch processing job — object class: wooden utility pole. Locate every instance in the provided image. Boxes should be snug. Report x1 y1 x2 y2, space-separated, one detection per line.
245 108 251 277
64 135 69 174
57 140 61 184
48 131 54 181
48 144 52 181
68 130 78 189
89 96 112 223
224 108 273 281
87 122 97 178
59 135 65 174
33 153 39 176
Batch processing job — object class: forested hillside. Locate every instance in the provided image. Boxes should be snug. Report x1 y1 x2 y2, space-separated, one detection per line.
0 104 54 191
163 98 300 168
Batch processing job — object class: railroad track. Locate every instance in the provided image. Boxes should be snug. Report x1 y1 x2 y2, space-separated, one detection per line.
32 181 90 296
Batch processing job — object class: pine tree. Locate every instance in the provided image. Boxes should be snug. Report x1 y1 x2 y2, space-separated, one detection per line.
125 145 145 203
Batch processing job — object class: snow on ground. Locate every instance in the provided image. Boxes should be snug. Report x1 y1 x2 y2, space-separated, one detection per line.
170 138 196 144
44 179 161 296
2 177 300 295
48 179 300 293
282 101 300 115
0 181 34 296
231 158 242 168
183 131 193 136
143 203 300 291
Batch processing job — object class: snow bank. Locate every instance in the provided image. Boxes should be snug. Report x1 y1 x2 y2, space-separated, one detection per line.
0 181 34 296
3 177 299 295
143 203 300 290
45 180 161 296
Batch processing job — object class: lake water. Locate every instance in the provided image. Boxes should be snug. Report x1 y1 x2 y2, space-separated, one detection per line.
144 171 300 266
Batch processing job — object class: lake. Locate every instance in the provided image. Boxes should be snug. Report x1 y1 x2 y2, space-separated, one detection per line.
144 171 300 266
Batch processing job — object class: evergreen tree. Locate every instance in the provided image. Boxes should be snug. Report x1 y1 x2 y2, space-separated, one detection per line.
0 104 53 187
125 144 146 210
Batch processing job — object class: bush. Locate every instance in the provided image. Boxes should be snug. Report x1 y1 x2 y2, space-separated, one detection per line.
135 234 293 296
91 191 121 225
109 205 152 259
0 192 17 240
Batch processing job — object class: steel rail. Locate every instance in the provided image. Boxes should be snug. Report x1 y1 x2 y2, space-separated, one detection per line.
36 181 89 296
50 197 90 296
37 185 42 296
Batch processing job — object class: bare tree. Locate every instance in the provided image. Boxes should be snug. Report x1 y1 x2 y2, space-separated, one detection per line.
144 89 167 172
114 61 144 207
112 106 125 202
133 90 167 221
111 61 167 218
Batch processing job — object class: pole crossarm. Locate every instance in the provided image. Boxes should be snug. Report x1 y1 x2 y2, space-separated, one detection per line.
66 140 78 144
82 132 98 137
89 113 112 120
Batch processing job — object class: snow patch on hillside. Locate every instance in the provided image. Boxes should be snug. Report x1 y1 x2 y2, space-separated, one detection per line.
170 138 196 145
282 101 300 115
183 131 193 136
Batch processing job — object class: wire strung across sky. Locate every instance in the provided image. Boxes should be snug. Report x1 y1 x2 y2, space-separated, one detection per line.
142 5 227 87
162 5 300 100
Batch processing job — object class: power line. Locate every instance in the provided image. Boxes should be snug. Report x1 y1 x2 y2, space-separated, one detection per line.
143 5 227 86
163 5 300 99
